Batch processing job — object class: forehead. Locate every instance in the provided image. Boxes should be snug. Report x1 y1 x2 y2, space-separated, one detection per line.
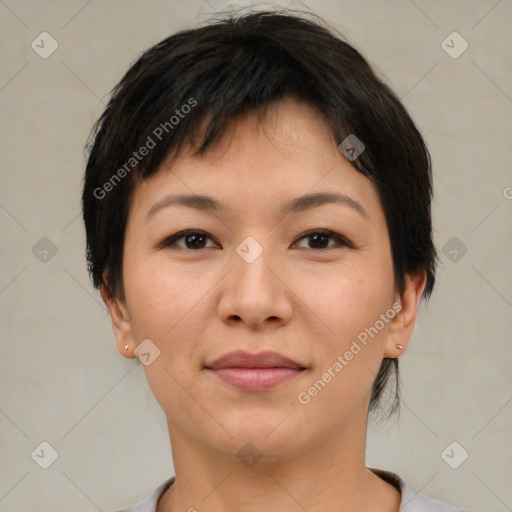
129 97 381 222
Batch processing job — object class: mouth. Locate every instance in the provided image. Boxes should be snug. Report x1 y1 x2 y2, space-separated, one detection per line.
204 350 308 391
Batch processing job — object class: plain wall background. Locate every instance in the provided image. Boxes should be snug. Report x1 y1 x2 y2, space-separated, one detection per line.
1 1 511 510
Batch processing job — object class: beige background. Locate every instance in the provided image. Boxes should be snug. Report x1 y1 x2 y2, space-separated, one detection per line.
1 1 511 510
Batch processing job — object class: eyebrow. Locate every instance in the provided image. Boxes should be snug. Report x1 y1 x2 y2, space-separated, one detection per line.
146 191 367 221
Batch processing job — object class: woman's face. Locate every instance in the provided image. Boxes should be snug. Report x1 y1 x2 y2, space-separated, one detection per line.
105 97 424 461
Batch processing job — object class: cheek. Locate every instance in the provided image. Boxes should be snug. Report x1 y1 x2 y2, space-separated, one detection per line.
300 265 395 398
124 267 166 336
304 269 393 338
123 250 218 365
300 282 395 415
122 255 211 412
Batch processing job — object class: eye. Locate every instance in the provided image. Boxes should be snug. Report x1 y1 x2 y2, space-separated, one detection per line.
158 230 219 250
158 228 352 251
293 229 353 250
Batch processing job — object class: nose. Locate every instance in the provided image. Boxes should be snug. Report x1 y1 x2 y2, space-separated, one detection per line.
217 239 293 330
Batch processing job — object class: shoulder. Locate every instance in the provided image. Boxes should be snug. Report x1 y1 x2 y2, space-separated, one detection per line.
106 477 175 512
370 468 473 512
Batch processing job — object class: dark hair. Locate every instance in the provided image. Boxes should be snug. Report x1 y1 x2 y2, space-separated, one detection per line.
82 9 437 416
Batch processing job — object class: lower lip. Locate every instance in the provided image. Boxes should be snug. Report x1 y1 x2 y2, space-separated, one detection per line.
207 368 304 391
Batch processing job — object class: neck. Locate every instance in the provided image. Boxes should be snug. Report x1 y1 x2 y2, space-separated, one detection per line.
157 415 400 512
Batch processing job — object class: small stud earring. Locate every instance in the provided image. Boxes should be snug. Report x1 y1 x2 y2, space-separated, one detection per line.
396 344 404 350
124 345 129 351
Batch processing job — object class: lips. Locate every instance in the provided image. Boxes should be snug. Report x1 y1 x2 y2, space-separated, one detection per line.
205 350 307 391
205 350 305 370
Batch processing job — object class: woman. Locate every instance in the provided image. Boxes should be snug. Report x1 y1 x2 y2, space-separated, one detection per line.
82 10 472 512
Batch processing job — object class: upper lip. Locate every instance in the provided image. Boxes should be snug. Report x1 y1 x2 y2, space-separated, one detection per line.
205 350 305 370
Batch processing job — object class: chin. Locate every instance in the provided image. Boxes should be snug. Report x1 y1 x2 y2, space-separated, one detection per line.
211 409 308 453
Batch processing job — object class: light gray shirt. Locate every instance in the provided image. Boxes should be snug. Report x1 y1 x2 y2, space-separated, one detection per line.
109 469 472 511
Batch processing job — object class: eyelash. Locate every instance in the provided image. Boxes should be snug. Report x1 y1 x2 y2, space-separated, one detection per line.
157 229 354 251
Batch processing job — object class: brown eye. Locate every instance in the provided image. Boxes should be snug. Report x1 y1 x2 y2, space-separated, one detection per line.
307 232 331 249
294 229 352 250
159 230 218 250
182 233 208 249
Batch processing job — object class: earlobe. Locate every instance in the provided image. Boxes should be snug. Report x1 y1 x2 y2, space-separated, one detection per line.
383 271 427 358
100 283 137 359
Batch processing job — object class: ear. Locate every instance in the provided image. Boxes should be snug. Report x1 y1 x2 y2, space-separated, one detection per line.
383 270 427 358
100 282 137 359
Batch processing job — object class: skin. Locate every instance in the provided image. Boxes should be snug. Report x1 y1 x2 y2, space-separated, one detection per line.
102 96 426 512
